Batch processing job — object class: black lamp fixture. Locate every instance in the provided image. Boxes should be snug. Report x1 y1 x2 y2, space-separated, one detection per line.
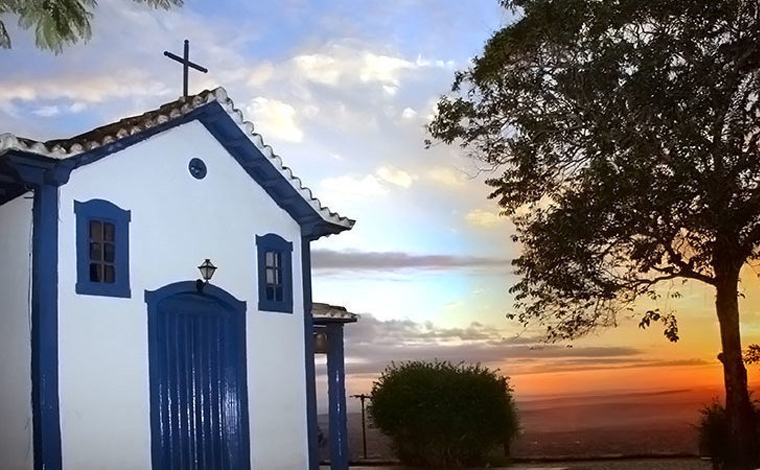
196 258 217 292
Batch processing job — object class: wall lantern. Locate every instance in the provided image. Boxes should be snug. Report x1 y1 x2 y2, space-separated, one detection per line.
314 330 328 354
196 259 217 292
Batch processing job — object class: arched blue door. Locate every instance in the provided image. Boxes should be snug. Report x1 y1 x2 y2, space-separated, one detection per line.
146 282 250 470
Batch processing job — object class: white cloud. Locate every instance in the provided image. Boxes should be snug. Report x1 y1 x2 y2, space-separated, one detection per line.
320 174 388 197
247 62 276 87
360 53 413 86
30 101 88 118
401 107 418 120
376 166 417 189
466 209 504 228
69 102 87 113
382 85 398 96
289 45 448 93
292 54 341 86
246 97 304 143
0 71 172 105
415 55 456 68
427 166 467 187
32 106 60 117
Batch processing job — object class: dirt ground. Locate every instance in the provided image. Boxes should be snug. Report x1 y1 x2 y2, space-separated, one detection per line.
321 457 713 469
511 457 713 469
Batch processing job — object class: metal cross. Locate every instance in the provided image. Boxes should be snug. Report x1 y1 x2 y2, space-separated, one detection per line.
163 39 208 98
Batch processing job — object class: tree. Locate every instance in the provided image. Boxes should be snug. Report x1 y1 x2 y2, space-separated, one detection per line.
369 360 519 467
698 400 760 469
0 0 182 53
427 0 760 467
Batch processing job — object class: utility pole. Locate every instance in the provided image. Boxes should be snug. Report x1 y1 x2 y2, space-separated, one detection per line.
351 394 371 460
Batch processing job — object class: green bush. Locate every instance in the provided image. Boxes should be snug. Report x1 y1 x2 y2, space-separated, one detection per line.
697 400 760 469
369 360 519 468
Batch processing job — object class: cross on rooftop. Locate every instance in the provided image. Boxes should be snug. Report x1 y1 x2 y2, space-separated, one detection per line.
163 39 208 98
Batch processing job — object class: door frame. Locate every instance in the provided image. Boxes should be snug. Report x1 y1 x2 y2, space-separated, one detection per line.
145 281 250 469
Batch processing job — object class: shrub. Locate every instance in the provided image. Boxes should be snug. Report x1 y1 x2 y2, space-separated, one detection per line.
369 360 519 468
697 400 760 469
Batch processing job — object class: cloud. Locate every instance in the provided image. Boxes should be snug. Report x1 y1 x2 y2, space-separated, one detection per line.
290 44 453 92
317 166 416 204
427 166 467 187
30 102 89 118
316 315 712 381
319 174 388 198
246 97 305 143
32 106 61 117
375 166 416 188
292 54 341 86
401 107 418 120
0 71 172 105
312 249 510 272
466 209 504 228
360 53 414 86
247 62 276 87
315 314 645 378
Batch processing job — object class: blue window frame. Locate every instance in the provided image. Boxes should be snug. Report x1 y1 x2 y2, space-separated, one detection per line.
74 199 131 298
256 234 293 313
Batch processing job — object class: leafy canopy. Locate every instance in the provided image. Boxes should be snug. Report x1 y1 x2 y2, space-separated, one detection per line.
428 0 760 341
0 0 182 53
369 360 519 468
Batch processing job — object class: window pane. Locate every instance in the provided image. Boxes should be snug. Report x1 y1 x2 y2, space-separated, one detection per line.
265 252 274 267
103 222 115 242
266 268 275 284
103 243 115 263
275 286 283 302
89 263 102 282
104 265 115 284
89 220 102 241
90 243 102 261
266 286 275 301
273 268 280 284
273 252 281 267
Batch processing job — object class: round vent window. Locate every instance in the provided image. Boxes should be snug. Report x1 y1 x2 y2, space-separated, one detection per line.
188 158 207 180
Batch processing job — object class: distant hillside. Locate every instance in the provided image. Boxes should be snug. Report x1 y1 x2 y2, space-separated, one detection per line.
318 387 729 462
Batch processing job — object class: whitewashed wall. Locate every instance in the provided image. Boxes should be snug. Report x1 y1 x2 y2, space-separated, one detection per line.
57 121 308 470
0 192 34 470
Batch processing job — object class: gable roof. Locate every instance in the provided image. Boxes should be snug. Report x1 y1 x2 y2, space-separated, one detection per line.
0 87 354 239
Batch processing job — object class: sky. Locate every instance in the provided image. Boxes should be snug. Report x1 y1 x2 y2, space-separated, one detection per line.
2 0 759 411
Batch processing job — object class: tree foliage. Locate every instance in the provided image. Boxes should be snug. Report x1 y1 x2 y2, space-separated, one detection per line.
369 360 519 468
0 0 182 53
698 400 760 469
429 0 760 341
427 0 760 467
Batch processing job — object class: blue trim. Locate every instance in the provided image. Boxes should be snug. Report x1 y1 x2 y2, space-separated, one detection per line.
302 239 319 470
32 182 63 470
326 323 348 470
188 157 207 180
256 233 293 313
74 199 131 298
3 157 72 470
145 281 250 470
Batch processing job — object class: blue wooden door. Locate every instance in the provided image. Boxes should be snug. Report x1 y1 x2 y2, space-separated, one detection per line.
147 283 250 470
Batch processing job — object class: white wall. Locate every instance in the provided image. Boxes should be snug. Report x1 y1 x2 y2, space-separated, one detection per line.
0 192 34 470
57 121 308 470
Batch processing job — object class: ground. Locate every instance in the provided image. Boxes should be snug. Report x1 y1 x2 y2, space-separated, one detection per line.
320 457 712 470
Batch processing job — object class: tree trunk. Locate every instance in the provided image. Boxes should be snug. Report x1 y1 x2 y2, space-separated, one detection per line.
715 269 757 469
